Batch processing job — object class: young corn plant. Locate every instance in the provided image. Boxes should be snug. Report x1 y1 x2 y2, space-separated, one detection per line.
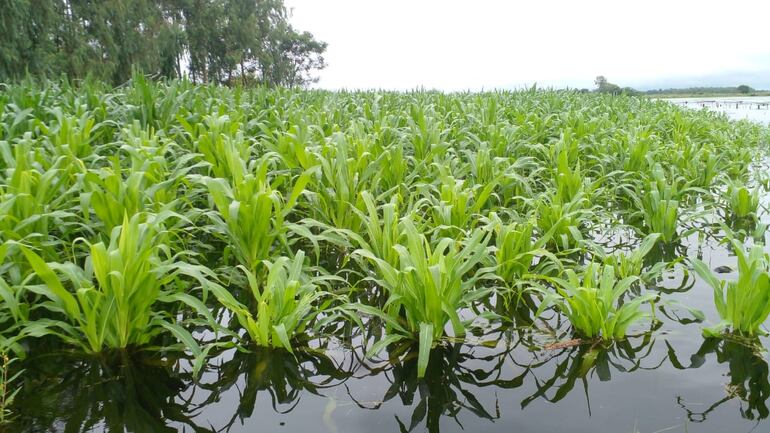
205 251 342 351
692 239 770 337
355 218 496 378
488 213 559 283
347 191 402 268
552 147 586 203
601 233 664 282
638 188 679 244
421 174 498 235
204 156 311 273
82 161 147 232
535 191 591 250
308 134 378 231
0 137 79 247
20 213 204 354
40 109 98 160
725 179 760 219
538 263 657 340
119 121 198 205
181 114 251 181
628 164 692 243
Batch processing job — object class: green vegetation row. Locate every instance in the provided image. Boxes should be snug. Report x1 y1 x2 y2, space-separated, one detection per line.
0 77 769 416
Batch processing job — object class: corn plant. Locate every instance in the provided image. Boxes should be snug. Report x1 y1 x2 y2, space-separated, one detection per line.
0 137 79 245
205 251 342 351
181 114 251 181
552 147 586 203
82 161 147 231
627 164 692 243
725 180 760 219
535 191 591 250
20 213 203 353
420 173 498 234
347 191 402 267
602 233 664 281
40 109 98 160
538 263 657 339
638 188 679 243
356 218 496 377
308 134 378 231
487 213 559 283
204 156 311 273
692 239 770 337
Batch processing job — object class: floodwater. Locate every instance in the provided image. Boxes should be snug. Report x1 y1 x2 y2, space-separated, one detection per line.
665 96 770 123
7 160 770 433
9 204 770 433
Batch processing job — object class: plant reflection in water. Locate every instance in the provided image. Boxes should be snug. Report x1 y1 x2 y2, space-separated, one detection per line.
199 345 355 431
673 338 770 422
349 336 526 433
11 349 206 433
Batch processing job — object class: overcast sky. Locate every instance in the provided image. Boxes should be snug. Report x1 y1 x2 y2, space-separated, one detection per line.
284 0 770 91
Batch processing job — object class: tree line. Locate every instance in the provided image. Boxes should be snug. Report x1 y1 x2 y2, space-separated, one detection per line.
592 76 764 97
0 0 326 86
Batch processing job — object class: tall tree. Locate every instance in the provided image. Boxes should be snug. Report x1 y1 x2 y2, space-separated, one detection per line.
0 0 327 86
0 0 60 79
260 23 326 87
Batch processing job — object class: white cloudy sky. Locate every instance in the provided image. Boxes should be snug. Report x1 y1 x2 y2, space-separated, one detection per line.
285 0 770 91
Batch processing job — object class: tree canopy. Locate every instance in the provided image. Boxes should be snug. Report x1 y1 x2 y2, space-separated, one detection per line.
0 0 326 86
594 75 622 95
737 84 753 94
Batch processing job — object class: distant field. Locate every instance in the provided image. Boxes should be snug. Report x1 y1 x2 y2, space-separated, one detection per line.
646 91 770 98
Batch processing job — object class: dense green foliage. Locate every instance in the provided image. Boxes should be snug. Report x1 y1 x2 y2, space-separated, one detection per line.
693 239 770 336
0 78 767 394
0 0 326 86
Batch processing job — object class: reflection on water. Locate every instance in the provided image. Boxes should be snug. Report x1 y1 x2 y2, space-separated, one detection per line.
11 350 201 433
675 338 770 423
8 191 770 433
8 323 770 433
353 343 510 433
521 333 663 412
199 346 353 429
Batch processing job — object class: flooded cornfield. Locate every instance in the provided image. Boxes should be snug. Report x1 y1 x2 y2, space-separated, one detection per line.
666 96 770 124
2 81 770 433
